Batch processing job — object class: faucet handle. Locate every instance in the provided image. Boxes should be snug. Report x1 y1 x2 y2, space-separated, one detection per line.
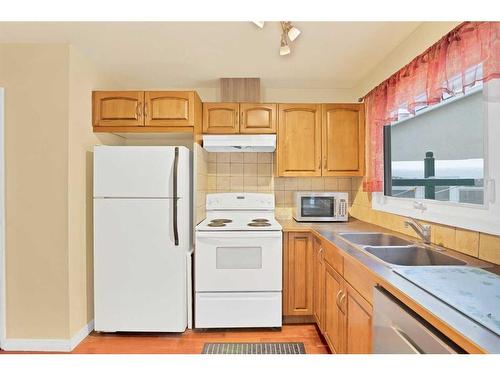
413 201 427 211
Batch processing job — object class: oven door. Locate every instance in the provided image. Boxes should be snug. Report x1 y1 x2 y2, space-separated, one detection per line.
195 231 282 292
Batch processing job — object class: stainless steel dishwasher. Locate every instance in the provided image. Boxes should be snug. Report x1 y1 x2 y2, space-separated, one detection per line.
373 287 463 354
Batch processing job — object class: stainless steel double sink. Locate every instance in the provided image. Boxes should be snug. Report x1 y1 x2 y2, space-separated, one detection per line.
338 232 467 267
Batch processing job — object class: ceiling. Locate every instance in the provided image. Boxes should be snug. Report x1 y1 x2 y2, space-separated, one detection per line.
0 22 422 89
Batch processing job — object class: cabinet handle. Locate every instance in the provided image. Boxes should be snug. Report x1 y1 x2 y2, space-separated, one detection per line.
339 292 346 314
136 102 142 119
335 290 343 309
241 112 244 127
323 156 327 169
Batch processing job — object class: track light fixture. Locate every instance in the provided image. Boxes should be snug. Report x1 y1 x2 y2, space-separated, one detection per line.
282 21 301 42
280 32 291 56
252 21 301 56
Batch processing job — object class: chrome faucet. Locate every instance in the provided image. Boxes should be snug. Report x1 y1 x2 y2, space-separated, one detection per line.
404 217 431 244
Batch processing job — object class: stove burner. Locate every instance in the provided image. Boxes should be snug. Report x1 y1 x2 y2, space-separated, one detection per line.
252 218 269 223
208 222 227 227
248 222 272 227
210 219 232 224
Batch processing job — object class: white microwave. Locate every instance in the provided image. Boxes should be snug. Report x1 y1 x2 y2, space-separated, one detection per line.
293 192 348 222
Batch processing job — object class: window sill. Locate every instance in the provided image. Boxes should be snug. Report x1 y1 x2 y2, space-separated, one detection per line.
372 192 500 236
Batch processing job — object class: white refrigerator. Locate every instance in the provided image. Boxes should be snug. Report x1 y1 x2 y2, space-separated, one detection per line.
93 146 192 332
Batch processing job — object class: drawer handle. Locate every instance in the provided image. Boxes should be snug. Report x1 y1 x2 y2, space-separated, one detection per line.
391 325 424 354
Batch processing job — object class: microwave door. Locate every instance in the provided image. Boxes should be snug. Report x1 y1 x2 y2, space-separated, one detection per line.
299 196 335 221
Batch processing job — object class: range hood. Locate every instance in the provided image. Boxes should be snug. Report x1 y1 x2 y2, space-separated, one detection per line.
202 134 276 152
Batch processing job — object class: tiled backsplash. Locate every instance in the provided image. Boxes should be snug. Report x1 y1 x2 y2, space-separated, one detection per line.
206 152 360 219
194 144 209 224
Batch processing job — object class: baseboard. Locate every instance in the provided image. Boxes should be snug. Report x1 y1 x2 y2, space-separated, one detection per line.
69 319 94 351
282 315 316 324
1 320 94 352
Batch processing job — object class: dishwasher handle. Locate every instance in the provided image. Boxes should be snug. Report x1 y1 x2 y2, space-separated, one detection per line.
391 325 424 354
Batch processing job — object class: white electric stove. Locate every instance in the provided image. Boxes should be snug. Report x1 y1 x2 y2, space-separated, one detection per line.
194 193 283 328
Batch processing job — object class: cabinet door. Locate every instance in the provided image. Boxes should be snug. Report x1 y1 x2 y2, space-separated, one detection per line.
313 238 325 332
93 91 144 127
284 232 314 316
277 104 322 176
240 103 277 134
322 104 365 176
323 263 346 354
346 285 373 354
203 103 240 134
144 91 193 127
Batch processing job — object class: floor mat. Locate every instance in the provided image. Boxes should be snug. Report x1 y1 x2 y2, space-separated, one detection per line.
202 342 306 354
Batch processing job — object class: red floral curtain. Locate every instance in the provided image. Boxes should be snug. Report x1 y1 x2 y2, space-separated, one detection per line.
363 21 500 192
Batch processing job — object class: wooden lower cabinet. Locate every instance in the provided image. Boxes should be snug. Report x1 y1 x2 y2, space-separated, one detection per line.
323 263 346 353
285 232 373 354
284 232 314 316
346 284 373 354
313 238 325 331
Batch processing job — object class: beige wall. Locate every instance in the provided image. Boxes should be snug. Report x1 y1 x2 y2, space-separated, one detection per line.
67 47 123 337
348 21 500 265
0 44 70 339
0 43 124 340
353 22 460 98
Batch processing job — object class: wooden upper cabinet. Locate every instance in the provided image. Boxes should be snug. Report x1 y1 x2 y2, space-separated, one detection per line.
144 91 194 127
324 263 346 354
284 232 314 316
346 284 373 354
322 103 365 176
240 103 277 134
93 91 144 127
203 103 240 134
93 90 201 132
277 104 322 176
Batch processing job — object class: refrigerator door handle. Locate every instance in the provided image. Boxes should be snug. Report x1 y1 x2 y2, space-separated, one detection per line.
173 147 179 246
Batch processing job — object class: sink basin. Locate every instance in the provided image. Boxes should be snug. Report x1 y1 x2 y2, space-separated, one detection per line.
339 232 414 247
363 246 467 267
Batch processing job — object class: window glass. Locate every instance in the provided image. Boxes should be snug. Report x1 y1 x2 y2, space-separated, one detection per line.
384 88 484 205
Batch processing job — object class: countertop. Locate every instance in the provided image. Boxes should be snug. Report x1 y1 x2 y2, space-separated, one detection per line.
278 218 500 354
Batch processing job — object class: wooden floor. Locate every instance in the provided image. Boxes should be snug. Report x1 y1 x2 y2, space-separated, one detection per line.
2 324 330 354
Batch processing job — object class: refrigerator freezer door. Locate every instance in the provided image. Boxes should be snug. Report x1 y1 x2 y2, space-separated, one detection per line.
94 198 188 332
94 146 190 198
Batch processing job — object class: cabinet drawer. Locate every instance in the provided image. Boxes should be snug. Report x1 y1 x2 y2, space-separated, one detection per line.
323 241 343 275
344 255 375 304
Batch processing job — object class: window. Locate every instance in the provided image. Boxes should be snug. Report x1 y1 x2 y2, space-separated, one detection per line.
372 79 500 235
384 86 485 206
